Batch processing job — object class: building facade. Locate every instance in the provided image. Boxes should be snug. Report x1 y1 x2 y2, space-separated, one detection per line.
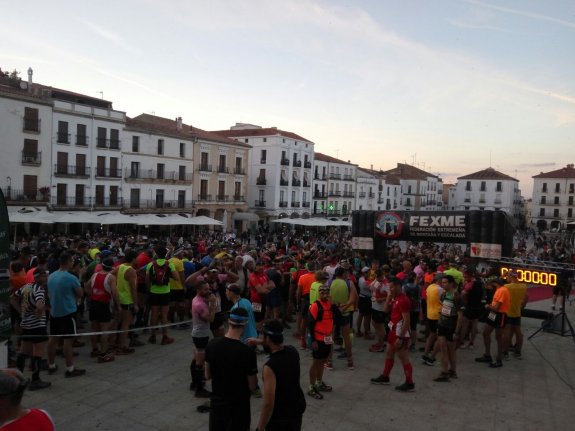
531 164 575 231
313 153 357 217
383 163 443 211
212 124 313 220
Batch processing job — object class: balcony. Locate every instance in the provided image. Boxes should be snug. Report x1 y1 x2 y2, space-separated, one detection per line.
233 195 245 202
328 190 342 197
254 200 266 207
76 134 89 146
343 192 355 198
234 167 246 175
279 201 288 208
280 179 289 186
22 151 41 166
291 201 300 208
95 168 122 179
52 197 91 208
303 181 310 187
329 173 342 180
216 195 229 202
293 160 302 168
261 159 267 164
292 179 301 187
127 200 194 211
313 209 326 216
314 173 327 181
359 192 367 198
23 117 40 132
314 191 327 199
369 193 375 198
464 198 471 203
54 164 90 178
256 177 267 186
377 198 384 204
304 161 312 169
92 197 124 209
217 166 230 174
1 188 48 203
124 169 192 183
57 132 71 144
198 163 212 172
197 194 213 202
96 138 121 150
343 175 354 181
281 158 290 166
302 202 310 208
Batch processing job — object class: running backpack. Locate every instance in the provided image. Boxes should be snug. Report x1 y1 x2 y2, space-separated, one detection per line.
150 261 171 285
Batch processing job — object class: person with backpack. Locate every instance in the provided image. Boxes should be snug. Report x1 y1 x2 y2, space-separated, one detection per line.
145 245 177 345
307 285 340 400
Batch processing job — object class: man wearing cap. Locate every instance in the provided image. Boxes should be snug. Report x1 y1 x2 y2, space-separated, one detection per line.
256 320 306 431
307 285 339 400
0 369 55 430
46 252 86 378
475 278 510 368
10 269 51 390
205 308 258 431
190 281 217 398
503 270 528 360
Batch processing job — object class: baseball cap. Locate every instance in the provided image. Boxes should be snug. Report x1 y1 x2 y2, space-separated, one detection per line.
361 266 370 273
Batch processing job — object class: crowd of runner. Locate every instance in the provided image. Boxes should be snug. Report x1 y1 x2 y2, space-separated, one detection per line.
2 227 574 430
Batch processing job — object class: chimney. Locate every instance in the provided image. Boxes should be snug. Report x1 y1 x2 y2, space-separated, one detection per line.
176 117 182 130
27 67 33 92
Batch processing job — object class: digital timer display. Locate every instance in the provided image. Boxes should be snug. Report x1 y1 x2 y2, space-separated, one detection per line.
500 266 557 287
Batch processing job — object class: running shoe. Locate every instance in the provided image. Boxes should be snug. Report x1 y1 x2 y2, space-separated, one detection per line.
395 382 415 392
97 353 115 363
65 368 86 378
29 379 52 391
370 375 390 385
489 361 503 368
307 387 324 400
369 344 385 353
448 370 458 379
316 381 333 392
433 373 450 382
421 355 436 366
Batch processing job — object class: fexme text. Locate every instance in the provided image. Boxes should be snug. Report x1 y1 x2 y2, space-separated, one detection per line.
409 216 465 227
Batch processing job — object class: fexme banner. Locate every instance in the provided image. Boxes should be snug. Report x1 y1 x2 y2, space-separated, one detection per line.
375 211 468 242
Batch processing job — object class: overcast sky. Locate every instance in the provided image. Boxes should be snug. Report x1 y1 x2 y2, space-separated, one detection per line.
2 0 574 197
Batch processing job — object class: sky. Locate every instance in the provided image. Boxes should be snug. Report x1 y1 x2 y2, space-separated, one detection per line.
1 0 574 198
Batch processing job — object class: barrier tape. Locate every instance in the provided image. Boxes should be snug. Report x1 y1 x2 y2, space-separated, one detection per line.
17 318 195 338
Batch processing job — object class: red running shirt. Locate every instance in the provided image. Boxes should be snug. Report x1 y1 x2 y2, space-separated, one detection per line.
1 409 55 431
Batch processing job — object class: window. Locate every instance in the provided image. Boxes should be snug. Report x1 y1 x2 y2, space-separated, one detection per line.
219 154 226 172
292 190 296 201
539 208 545 216
480 181 486 192
76 124 87 146
406 198 411 206
94 185 104 205
130 162 139 178
218 180 226 199
97 127 107 148
178 190 186 207
555 183 560 193
110 186 118 205
156 190 164 208
200 180 208 197
554 209 559 217
179 166 186 181
542 183 547 192
570 183 574 194
280 190 284 202
97 156 106 176
23 107 39 132
465 181 471 191
23 175 37 199
568 208 573 217
261 149 267 164
57 121 69 143
201 152 209 166
132 136 139 152
263 138 267 142
235 157 242 174
541 196 546 204
130 189 140 208
496 182 502 192
157 163 164 179
158 139 164 155
234 181 241 198
554 196 560 205
110 129 120 149
180 142 185 158
76 184 86 206
569 196 574 206
407 185 412 194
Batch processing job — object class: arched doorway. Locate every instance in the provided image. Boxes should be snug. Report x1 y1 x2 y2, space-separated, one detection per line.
196 208 211 217
536 220 547 231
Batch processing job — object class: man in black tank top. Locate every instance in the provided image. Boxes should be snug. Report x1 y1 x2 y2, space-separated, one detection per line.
256 320 306 431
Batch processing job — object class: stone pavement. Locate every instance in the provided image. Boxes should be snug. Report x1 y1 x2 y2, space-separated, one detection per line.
21 297 575 431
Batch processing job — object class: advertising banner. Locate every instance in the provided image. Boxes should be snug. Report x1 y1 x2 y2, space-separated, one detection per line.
0 189 11 341
470 242 502 259
375 211 469 243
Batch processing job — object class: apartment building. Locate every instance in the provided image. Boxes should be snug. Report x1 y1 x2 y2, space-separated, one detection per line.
455 168 521 213
383 163 443 211
212 124 313 221
355 168 378 211
531 164 575 231
0 69 127 212
313 153 357 217
126 115 250 231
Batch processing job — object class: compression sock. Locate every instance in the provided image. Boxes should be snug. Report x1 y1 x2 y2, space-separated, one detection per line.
383 358 394 377
403 363 414 384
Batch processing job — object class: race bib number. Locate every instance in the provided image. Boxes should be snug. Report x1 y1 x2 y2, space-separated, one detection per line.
324 336 333 345
441 303 452 316
252 303 262 312
488 312 497 322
